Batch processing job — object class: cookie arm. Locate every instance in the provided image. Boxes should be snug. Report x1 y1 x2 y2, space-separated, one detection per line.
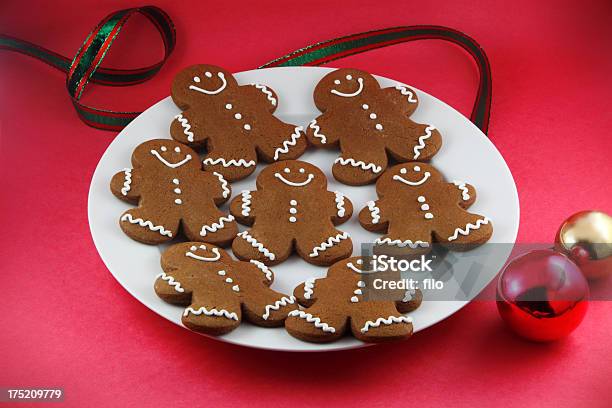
170 109 208 146
229 190 258 225
358 199 388 232
385 122 442 162
201 171 232 205
305 112 341 147
110 168 141 204
254 122 307 162
447 181 477 209
242 84 278 112
293 278 320 308
330 191 353 225
381 85 419 116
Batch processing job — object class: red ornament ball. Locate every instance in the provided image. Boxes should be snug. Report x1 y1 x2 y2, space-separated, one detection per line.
497 249 589 341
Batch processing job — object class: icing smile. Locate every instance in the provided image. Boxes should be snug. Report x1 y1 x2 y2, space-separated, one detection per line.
186 245 221 262
274 167 314 187
346 259 374 273
331 74 364 98
189 71 227 95
393 165 431 186
150 146 192 168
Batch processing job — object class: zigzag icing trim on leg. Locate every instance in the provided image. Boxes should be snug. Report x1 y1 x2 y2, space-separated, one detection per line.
240 191 252 217
203 157 256 168
334 191 346 217
237 231 276 261
183 306 238 321
157 272 184 293
447 217 491 241
334 157 382 174
360 315 413 333
402 288 416 302
273 126 303 160
452 181 471 201
121 214 172 237
303 278 316 299
174 114 195 142
212 171 230 198
121 168 132 196
309 232 350 258
288 310 336 333
262 296 295 320
200 215 235 237
394 85 418 103
366 200 380 224
249 260 272 281
308 119 327 144
374 238 429 248
251 83 277 106
413 125 436 160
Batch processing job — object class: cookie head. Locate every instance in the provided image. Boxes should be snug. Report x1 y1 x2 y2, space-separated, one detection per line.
132 139 198 171
377 163 444 194
171 64 238 109
258 160 327 191
313 69 380 110
162 242 232 270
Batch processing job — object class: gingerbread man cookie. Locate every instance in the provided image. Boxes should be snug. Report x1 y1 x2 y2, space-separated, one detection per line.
170 64 308 181
285 257 423 343
359 162 493 252
306 68 442 185
155 242 297 335
110 139 237 245
229 160 353 266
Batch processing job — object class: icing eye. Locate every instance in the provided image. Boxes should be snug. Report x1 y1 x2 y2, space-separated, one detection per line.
199 245 206 249
225 103 232 110
193 76 201 83
346 74 352 80
160 146 167 152
299 168 305 174
334 79 341 85
414 165 421 172
190 245 197 251
174 146 181 153
362 104 369 110
400 168 407 174
205 71 213 78
284 168 291 174
356 259 363 265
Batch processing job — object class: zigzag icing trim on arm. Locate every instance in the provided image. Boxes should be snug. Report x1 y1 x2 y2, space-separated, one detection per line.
262 296 295 320
447 217 491 241
212 171 230 198
288 310 336 333
374 238 429 248
303 278 316 300
157 272 184 293
413 125 436 160
366 200 380 224
121 168 132 196
309 232 350 258
334 192 346 217
452 181 471 201
120 214 172 237
308 119 327 144
203 157 256 168
334 157 382 174
183 306 238 321
394 85 417 103
174 114 195 142
250 260 272 281
360 315 413 333
237 231 276 261
200 215 235 237
240 191 252 217
273 126 303 160
251 83 277 106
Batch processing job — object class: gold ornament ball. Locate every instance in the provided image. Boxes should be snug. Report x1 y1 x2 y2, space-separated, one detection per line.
555 210 612 280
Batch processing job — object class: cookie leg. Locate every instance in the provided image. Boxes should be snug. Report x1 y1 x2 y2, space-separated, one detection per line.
284 305 348 343
181 290 242 336
241 286 298 327
373 223 432 257
232 227 292 266
202 146 258 182
181 208 238 247
435 213 493 251
119 208 178 245
332 146 387 186
351 306 414 343
295 228 353 266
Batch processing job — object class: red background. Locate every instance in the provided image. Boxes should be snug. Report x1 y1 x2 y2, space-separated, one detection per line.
1 1 611 407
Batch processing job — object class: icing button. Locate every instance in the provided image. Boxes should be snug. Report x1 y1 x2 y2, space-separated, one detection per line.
425 213 434 219
350 296 359 303
417 196 426 203
357 281 366 288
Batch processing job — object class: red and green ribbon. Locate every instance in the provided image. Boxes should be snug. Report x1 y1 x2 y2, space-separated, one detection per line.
0 8 491 134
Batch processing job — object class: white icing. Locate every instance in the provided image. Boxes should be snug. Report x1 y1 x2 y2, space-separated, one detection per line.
394 85 418 103
200 215 235 237
288 310 336 333
347 262 374 274
421 204 429 211
350 296 359 303
232 285 240 292
290 199 297 205
188 72 227 95
203 157 256 168
121 168 132 196
212 171 230 198
413 126 436 159
225 277 233 283
362 104 369 109
334 157 382 174
274 172 314 187
354 289 362 295
289 216 297 223
262 296 295 320
174 114 195 142
417 196 425 202
172 178 179 185
402 288 416 302
309 232 350 258
120 214 172 237
273 126 303 160
424 213 434 219
174 188 181 194
240 191 252 217
393 172 431 186
452 181 471 201
217 270 226 276
374 238 429 248
308 119 327 144
331 77 364 97
367 200 380 224
252 84 277 106
237 231 276 261
447 217 491 242
244 124 251 131
250 260 273 281
174 199 182 205
375 124 383 131
334 192 346 217
183 306 238 321
358 281 366 288
234 113 242 120
150 149 192 168
303 278 316 300
186 246 222 262
157 272 184 293
360 316 413 333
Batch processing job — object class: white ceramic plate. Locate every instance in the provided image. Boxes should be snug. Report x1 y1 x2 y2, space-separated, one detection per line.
88 67 519 352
